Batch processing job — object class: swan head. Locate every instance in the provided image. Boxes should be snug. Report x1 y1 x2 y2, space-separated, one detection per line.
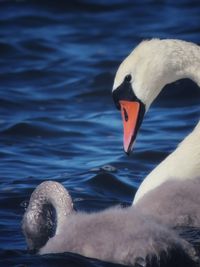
22 202 56 251
22 181 74 252
112 38 192 154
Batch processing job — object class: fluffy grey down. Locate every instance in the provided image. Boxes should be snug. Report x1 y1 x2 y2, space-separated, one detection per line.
136 177 200 227
22 180 200 266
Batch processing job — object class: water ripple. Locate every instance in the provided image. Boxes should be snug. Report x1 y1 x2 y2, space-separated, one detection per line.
0 1 200 266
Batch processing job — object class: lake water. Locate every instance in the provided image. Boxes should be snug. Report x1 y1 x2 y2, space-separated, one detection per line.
0 0 200 266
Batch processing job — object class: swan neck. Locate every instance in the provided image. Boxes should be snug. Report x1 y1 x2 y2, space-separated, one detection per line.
22 181 73 250
175 42 200 87
134 122 200 204
43 182 72 230
187 64 200 87
138 40 200 108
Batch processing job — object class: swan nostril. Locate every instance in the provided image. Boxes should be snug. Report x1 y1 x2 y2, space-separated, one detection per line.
123 108 128 122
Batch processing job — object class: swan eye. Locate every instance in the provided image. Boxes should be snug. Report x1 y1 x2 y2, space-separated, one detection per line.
124 74 132 83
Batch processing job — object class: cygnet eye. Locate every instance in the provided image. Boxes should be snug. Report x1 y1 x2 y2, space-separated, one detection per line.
124 74 132 83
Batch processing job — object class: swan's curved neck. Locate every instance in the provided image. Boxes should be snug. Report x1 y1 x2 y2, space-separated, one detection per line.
133 40 200 204
22 181 73 250
164 40 200 85
134 40 200 109
134 121 200 205
182 49 200 87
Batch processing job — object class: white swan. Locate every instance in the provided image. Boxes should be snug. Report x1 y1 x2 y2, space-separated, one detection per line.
22 181 197 266
112 38 200 204
22 39 200 266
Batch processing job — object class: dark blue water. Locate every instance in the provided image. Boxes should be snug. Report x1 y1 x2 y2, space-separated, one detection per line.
0 0 200 266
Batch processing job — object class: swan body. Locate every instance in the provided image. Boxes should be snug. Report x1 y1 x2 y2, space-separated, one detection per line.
23 181 197 266
136 177 200 228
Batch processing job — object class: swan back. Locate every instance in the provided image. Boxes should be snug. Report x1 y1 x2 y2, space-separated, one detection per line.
22 181 73 251
136 177 200 227
40 204 196 266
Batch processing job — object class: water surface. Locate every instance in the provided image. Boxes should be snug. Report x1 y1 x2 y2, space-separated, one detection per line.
0 0 200 266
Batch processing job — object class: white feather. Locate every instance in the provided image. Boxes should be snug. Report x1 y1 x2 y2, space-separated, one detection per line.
113 38 200 203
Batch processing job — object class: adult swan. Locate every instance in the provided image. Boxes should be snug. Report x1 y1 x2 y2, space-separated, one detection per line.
112 38 200 204
23 39 200 266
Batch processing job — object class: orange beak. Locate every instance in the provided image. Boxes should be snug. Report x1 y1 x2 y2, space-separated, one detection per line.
119 100 141 154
